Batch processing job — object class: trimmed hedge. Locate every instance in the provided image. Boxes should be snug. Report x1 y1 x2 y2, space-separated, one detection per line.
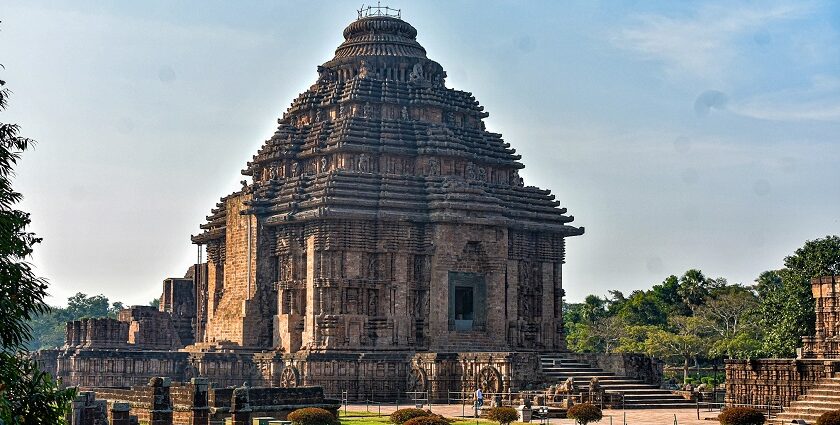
403 416 451 425
390 408 432 424
487 407 518 425
817 411 840 425
567 403 603 425
288 407 339 425
718 407 766 425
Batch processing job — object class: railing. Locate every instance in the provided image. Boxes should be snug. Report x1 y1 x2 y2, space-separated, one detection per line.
357 3 401 20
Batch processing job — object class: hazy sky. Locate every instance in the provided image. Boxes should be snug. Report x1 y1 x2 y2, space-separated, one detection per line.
2 1 839 306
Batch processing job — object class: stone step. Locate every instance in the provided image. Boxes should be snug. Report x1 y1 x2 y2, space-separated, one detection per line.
539 353 687 410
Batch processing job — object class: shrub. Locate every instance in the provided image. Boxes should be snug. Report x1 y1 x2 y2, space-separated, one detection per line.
487 407 518 425
718 407 765 425
403 416 451 425
288 407 339 425
567 403 603 425
390 408 432 424
817 411 840 425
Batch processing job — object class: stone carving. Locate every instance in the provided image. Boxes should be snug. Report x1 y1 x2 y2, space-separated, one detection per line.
338 104 345 117
291 162 299 177
363 102 371 118
315 109 323 122
465 162 476 180
407 367 428 393
409 62 424 82
428 159 440 176
358 60 370 79
358 154 370 172
477 167 487 182
321 156 328 172
280 366 300 388
477 366 502 393
401 106 409 121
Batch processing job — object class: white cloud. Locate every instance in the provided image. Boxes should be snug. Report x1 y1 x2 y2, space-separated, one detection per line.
613 2 815 83
730 75 840 122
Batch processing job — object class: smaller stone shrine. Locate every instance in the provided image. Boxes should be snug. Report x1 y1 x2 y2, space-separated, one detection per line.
726 276 840 408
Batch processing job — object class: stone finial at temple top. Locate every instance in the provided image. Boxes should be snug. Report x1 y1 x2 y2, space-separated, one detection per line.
357 2 401 20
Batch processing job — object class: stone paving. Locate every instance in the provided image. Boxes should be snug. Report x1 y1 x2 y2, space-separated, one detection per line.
342 404 722 425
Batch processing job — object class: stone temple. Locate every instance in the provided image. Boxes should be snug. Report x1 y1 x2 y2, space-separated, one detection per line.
39 9 587 399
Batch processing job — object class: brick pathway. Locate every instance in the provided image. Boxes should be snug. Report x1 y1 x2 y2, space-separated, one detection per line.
342 404 720 425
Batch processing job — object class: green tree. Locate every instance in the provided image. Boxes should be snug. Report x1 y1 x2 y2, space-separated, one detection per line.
0 70 76 423
756 236 840 357
645 315 711 384
677 269 711 312
697 286 761 358
615 290 668 326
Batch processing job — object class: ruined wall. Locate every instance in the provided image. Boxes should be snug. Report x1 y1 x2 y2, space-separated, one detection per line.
119 306 182 350
160 277 197 346
569 353 664 386
725 359 840 407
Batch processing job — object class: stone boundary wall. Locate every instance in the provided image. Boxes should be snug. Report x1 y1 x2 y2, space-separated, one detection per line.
569 353 664 386
725 359 840 407
39 347 543 402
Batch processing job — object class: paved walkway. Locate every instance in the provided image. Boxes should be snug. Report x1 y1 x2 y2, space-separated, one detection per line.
342 404 721 425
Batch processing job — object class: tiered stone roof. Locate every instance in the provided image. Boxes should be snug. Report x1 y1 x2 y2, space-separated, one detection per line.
193 13 582 245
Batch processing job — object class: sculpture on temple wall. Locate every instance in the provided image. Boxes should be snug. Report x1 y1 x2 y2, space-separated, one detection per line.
315 109 323 122
320 157 328 172
338 104 345 117
465 162 477 180
358 60 371 79
409 62 424 83
359 154 371 172
401 106 409 121
477 167 487 182
363 102 371 118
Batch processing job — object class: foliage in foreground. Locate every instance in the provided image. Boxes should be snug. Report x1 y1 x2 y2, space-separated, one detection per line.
0 57 77 424
288 407 340 425
567 403 602 425
486 407 518 425
718 407 765 425
390 408 432 424
402 416 451 425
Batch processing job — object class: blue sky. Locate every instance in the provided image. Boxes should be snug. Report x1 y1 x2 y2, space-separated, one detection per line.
1 1 839 306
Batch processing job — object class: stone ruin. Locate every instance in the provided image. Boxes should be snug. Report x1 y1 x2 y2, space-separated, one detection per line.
726 275 840 407
66 376 339 425
38 9 586 401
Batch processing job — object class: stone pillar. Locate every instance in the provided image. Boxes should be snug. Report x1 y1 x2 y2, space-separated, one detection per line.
69 390 86 425
110 402 131 425
190 377 210 425
148 377 173 425
230 385 251 425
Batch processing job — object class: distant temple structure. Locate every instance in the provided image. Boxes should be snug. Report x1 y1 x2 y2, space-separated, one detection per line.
727 275 840 421
38 8 583 399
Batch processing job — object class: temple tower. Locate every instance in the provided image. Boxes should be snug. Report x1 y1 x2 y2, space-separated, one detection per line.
191 8 583 354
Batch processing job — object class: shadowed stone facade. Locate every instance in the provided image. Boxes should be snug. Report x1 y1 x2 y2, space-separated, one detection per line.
39 10 583 401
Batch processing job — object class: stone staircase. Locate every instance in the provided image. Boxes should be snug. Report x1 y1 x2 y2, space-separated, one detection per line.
773 378 840 424
540 353 696 409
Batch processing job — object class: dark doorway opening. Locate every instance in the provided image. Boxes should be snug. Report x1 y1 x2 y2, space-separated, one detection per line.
454 286 474 331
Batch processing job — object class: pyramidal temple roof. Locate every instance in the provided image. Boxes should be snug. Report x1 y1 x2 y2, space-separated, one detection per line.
193 12 583 244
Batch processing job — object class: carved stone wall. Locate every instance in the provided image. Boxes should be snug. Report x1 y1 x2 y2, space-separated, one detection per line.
802 276 840 358
725 359 840 407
